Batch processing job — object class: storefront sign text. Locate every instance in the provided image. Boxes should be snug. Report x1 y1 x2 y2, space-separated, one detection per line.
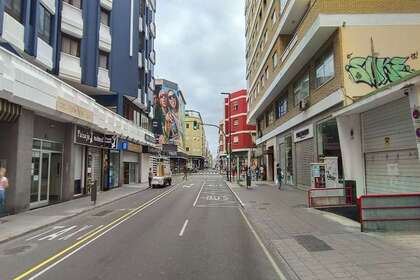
74 126 117 149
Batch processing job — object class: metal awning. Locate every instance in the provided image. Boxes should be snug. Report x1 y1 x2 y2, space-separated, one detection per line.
0 98 21 122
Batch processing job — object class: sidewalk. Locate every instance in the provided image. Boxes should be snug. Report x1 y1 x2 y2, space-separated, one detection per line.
0 183 150 244
228 181 420 280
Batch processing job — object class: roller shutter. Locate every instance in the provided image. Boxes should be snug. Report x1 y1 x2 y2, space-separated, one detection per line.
296 139 314 188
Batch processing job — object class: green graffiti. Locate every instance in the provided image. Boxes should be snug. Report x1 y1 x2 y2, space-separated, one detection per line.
345 56 414 88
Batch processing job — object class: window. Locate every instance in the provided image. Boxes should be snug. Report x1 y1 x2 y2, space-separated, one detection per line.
5 0 23 22
186 147 190 152
272 52 278 68
100 8 110 26
99 51 109 69
315 52 334 88
38 5 52 45
233 101 239 111
61 34 81 57
64 0 82 9
260 74 265 88
234 119 239 126
276 97 288 118
293 73 309 106
272 10 277 24
186 124 190 129
263 30 267 45
233 136 239 144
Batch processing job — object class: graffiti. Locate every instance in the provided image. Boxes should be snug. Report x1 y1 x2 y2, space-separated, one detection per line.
153 86 185 146
345 56 415 88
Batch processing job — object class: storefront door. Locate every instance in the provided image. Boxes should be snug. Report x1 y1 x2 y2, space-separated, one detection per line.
30 141 63 208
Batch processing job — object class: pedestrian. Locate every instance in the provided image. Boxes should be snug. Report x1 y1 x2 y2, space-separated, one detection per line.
259 165 264 181
148 168 153 187
276 163 283 190
183 165 188 181
0 167 9 213
256 167 260 181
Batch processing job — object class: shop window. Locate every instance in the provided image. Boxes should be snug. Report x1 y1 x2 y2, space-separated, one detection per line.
99 51 109 69
5 0 22 22
293 72 309 106
38 4 52 45
64 0 82 9
317 118 343 178
315 51 334 88
276 97 288 118
61 33 81 57
100 8 110 26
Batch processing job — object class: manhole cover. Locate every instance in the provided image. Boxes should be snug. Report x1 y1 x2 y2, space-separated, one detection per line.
3 245 33 255
92 210 113 217
293 235 333 252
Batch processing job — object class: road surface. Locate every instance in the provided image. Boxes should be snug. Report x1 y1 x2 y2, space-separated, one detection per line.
0 175 282 280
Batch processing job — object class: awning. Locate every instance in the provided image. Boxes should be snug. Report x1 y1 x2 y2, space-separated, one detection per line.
0 98 21 122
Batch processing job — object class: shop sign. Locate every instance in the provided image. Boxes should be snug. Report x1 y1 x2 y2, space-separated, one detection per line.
128 142 141 153
119 140 129 151
74 125 117 149
294 125 314 143
56 97 93 123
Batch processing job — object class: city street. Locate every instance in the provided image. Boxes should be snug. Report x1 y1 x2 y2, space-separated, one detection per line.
0 175 281 280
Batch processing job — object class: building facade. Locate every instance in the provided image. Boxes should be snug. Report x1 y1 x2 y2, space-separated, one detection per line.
0 0 157 214
153 79 188 173
184 110 206 170
224 90 256 173
245 0 420 193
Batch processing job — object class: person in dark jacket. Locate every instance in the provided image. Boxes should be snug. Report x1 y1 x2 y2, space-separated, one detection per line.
276 164 283 190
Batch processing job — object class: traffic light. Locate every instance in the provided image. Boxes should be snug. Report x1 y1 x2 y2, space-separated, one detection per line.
193 120 198 130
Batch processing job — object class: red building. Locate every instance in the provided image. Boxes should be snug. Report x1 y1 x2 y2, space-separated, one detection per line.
224 89 256 170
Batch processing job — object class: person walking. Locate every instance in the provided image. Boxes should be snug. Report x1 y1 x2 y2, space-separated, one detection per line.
183 165 188 181
148 168 153 187
0 167 9 213
276 164 283 190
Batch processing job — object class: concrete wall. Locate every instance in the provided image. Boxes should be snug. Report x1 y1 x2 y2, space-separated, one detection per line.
337 114 366 197
140 153 151 183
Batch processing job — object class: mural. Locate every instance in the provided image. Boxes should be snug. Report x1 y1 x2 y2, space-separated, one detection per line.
345 55 415 88
152 86 185 146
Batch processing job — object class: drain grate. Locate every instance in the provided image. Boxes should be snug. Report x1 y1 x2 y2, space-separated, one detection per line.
293 235 333 252
92 210 113 217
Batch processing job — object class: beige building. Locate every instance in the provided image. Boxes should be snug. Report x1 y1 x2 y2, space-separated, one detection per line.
184 110 206 169
245 0 420 194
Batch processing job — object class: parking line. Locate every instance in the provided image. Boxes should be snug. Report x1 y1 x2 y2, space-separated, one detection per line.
178 219 189 237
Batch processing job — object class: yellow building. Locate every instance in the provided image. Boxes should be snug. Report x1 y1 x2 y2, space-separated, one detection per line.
245 0 420 192
184 110 206 170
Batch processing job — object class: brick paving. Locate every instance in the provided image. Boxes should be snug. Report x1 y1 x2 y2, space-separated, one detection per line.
229 182 420 280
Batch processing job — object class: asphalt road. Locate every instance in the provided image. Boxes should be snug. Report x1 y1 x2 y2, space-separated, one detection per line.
0 175 281 280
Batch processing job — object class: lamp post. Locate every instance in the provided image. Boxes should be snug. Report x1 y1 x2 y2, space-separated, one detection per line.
220 92 232 182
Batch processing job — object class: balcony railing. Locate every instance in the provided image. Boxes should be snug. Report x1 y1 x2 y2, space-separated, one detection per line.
61 2 83 38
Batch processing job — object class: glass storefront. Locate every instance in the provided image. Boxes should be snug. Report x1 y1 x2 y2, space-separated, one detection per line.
109 150 120 188
285 136 294 185
30 139 63 208
317 118 343 179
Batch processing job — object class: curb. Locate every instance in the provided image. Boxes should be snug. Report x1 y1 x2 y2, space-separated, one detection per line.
224 180 245 208
0 185 153 245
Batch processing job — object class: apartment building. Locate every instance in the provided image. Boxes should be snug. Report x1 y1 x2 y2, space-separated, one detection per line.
0 0 157 214
224 90 256 172
184 110 206 170
245 0 420 194
217 120 227 170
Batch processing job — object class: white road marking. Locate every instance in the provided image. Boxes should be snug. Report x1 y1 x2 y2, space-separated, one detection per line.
58 225 93 241
76 225 104 240
178 219 189 237
38 226 77 241
193 181 205 207
26 226 65 241
183 185 192 188
239 208 287 280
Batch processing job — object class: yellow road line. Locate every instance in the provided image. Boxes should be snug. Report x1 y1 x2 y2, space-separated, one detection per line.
14 186 177 280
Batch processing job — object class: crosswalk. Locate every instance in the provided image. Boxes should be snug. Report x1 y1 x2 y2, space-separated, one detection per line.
191 170 219 176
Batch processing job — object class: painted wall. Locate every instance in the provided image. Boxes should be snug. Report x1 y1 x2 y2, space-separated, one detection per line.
184 115 204 157
342 26 420 100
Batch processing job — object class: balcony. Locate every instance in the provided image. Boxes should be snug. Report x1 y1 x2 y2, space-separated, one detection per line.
100 0 113 10
149 22 156 38
61 2 83 38
279 0 311 35
0 46 155 146
36 38 53 70
1 13 25 51
97 68 110 90
59 53 82 82
138 51 143 68
99 23 112 52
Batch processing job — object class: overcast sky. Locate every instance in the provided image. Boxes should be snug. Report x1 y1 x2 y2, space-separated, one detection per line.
155 0 246 158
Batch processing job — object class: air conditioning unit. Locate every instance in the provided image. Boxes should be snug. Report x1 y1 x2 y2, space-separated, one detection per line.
299 99 309 111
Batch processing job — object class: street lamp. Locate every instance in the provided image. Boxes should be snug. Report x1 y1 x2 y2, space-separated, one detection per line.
220 92 232 182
